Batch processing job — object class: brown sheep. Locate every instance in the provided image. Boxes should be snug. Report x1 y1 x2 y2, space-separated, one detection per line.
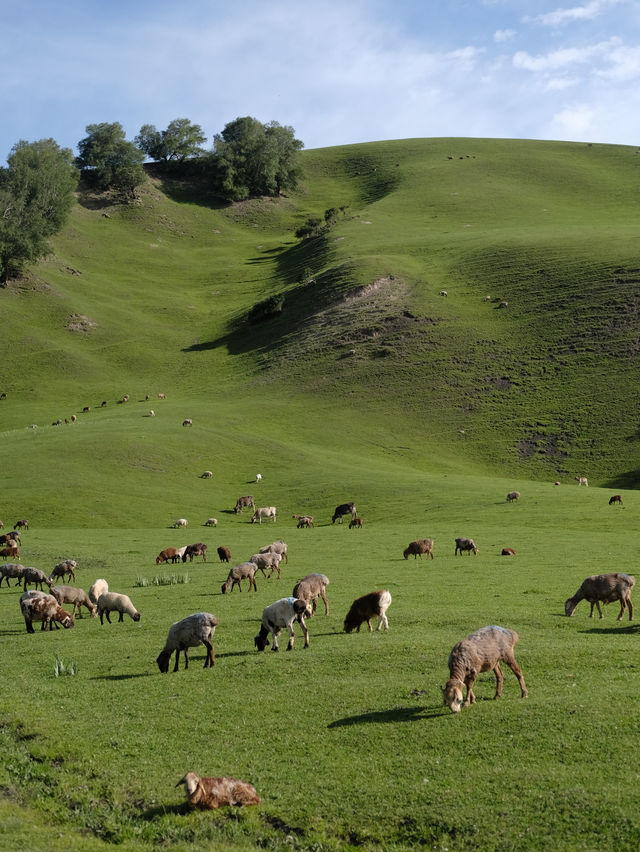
20 590 75 633
349 517 363 529
221 562 258 594
403 539 434 560
609 494 623 505
442 625 528 713
217 546 231 563
295 515 314 528
177 772 260 809
344 590 391 633
564 573 635 621
156 547 181 565
182 542 207 563
292 573 330 616
501 547 516 556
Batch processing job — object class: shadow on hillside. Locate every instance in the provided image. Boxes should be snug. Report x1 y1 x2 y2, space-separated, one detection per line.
328 705 442 727
603 468 640 490
140 802 189 820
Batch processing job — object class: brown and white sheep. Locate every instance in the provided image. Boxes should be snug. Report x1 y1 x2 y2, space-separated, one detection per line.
221 562 258 594
20 590 75 633
200 471 213 479
294 515 314 528
0 544 19 560
442 625 528 713
501 547 517 556
292 573 329 616
575 476 588 486
156 547 181 565
403 539 434 560
349 517 363 529
564 573 635 621
48 559 77 584
14 520 29 530
343 590 391 633
217 546 231 563
455 537 478 555
176 772 260 809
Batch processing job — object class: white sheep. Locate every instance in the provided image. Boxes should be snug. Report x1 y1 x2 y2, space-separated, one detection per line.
255 473 262 482
254 597 312 651
250 506 276 524
97 592 141 624
50 585 97 618
172 518 188 528
157 612 219 672
89 578 108 605
204 518 218 527
200 471 213 479
176 771 260 809
442 625 528 713
292 573 329 616
575 476 588 486
564 573 635 621
20 590 75 633
182 418 193 427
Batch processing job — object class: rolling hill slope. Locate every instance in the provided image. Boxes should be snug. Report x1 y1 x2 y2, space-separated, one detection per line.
2 136 640 527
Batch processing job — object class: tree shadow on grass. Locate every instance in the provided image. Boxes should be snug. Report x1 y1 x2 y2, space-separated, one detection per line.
328 705 443 727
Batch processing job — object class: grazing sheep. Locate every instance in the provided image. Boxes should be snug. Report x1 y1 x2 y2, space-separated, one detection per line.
182 542 207 563
48 559 77 584
149 410 155 417
332 502 356 524
172 518 188 529
177 772 260 809
97 592 141 624
564 573 635 621
204 518 218 527
20 590 74 633
254 597 312 651
0 544 19 560
217 546 231 563
455 537 478 556
439 289 448 296
403 539 434 560
200 471 213 479
506 491 520 503
349 517 363 529
575 476 588 486
250 551 282 579
0 531 19 546
0 562 25 588
221 562 258 594
442 625 528 713
251 506 276 524
158 392 166 399
255 473 262 482
89 578 108 605
234 495 255 514
294 514 314 528
156 547 181 565
344 590 392 633
258 539 288 564
156 612 219 672
182 419 193 427
22 567 52 591
0 520 3 527
501 547 517 556
50 585 97 617
13 519 27 531
292 573 329 616
609 494 623 506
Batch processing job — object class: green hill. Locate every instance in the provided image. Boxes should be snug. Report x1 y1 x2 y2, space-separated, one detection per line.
2 137 640 527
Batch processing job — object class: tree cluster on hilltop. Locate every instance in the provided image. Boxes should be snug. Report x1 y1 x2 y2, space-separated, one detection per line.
0 115 303 281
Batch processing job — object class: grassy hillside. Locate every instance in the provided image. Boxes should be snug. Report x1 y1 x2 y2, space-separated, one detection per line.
1 138 640 851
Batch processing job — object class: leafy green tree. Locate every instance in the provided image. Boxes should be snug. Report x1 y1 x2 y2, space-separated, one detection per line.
212 117 303 200
0 139 78 282
76 122 145 196
136 118 206 163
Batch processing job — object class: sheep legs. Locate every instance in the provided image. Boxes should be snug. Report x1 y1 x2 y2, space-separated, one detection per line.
619 596 633 621
503 657 528 698
202 640 215 668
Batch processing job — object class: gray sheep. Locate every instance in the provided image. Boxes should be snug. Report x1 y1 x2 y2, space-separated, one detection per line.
157 612 219 672
564 573 635 621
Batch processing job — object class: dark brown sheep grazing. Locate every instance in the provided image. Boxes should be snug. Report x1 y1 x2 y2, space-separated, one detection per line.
609 494 623 505
217 546 231 563
344 590 391 633
403 539 434 560
349 517 363 529
177 772 260 809
156 547 180 565
182 542 207 563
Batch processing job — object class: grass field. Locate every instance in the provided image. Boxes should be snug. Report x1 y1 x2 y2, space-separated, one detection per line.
1 137 640 850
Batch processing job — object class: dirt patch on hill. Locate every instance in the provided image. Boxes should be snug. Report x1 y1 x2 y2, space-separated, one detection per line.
66 314 97 333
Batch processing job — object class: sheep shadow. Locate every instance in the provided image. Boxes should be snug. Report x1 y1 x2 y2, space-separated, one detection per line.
140 802 190 820
91 672 154 681
581 624 639 635
328 705 442 727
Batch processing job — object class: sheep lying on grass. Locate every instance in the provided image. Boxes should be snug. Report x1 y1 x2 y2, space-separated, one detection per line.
442 625 528 713
292 573 329 616
20 590 75 633
564 573 635 621
97 592 141 624
157 612 218 672
344 590 391 633
177 772 260 809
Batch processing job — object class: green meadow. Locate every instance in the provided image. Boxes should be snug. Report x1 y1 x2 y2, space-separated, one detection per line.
1 138 639 851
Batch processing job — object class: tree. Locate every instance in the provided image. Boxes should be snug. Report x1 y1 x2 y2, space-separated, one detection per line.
212 117 303 200
0 139 78 282
76 122 145 197
135 118 206 163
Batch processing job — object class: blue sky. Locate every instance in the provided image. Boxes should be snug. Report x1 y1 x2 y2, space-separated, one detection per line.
2 0 639 163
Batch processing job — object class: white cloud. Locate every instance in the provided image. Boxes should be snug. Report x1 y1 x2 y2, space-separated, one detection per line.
494 29 516 42
526 0 624 27
551 104 595 135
